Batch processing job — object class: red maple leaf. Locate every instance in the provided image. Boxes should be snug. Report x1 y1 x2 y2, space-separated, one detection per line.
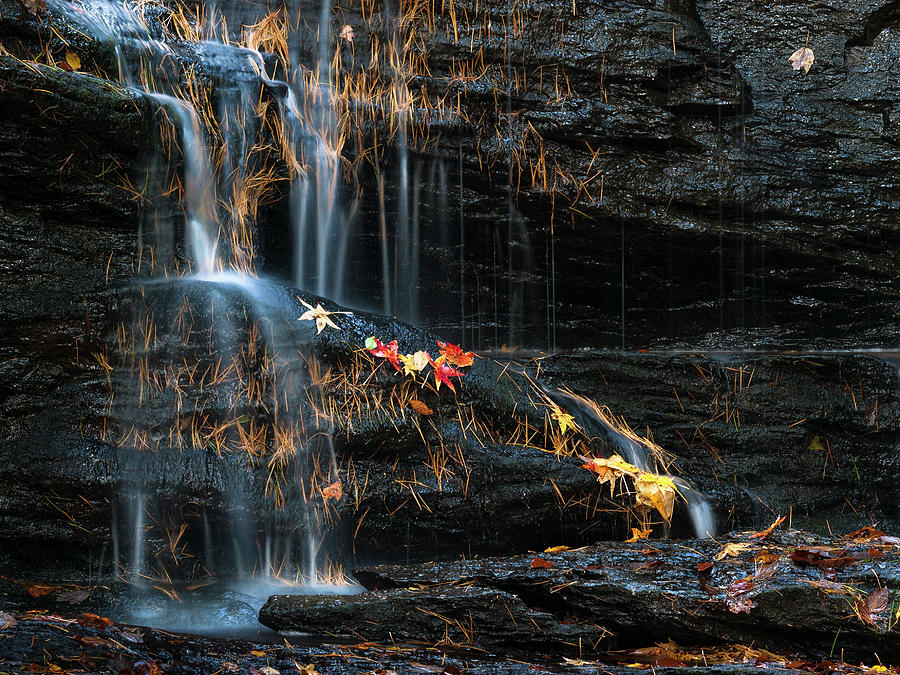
368 338 402 371
430 355 464 392
437 340 474 367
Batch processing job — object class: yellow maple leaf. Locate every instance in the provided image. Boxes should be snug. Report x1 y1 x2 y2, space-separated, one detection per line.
552 409 577 435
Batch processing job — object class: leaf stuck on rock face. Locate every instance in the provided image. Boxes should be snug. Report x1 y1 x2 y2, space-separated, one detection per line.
321 481 343 501
788 46 815 74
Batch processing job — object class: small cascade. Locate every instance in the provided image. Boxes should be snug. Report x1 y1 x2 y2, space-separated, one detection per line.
546 388 717 539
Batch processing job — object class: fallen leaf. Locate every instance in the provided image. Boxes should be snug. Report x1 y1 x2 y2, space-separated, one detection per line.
133 662 163 675
430 355 464 392
296 665 319 675
544 545 570 553
726 594 757 614
77 612 113 630
579 453 639 495
437 340 474 367
551 409 577 436
23 0 46 14
697 561 714 575
867 586 889 614
716 542 752 561
626 527 652 542
25 583 59 597
56 588 91 604
339 24 354 42
408 399 433 415
0 610 16 629
634 474 677 523
843 526 885 542
807 435 825 451
298 298 351 334
789 46 815 74
367 337 402 371
321 481 343 501
803 579 851 594
789 547 856 570
65 50 81 70
530 557 553 569
220 663 240 673
250 650 267 657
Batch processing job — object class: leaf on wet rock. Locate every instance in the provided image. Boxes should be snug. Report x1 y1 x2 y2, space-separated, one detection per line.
626 527 652 542
408 399 433 415
65 50 81 71
856 586 889 627
788 46 815 74
76 612 113 630
803 578 851 594
298 297 351 334
321 481 343 501
23 0 46 14
543 545 570 553
437 340 474 367
56 587 91 604
530 556 553 569
0 610 16 629
715 542 752 561
430 356 463 392
25 582 59 597
634 474 678 523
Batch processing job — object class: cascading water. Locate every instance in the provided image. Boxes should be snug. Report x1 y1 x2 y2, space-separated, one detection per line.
546 388 717 539
42 0 720 637
45 0 361 628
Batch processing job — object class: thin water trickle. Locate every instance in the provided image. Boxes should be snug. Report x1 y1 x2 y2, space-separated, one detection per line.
546 388 716 539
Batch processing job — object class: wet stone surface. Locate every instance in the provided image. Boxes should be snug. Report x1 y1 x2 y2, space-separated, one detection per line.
261 529 900 663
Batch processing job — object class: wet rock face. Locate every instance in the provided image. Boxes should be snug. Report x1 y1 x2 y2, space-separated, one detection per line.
304 0 899 350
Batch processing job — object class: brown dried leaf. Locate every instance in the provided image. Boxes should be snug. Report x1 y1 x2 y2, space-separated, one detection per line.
76 612 113 630
408 399 433 416
716 542 752 561
23 0 46 14
530 557 553 569
0 610 16 629
25 582 58 597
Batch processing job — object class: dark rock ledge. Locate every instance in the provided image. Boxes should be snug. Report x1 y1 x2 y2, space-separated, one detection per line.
260 529 900 664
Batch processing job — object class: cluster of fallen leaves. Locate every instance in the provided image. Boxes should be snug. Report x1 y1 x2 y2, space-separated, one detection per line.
695 521 898 624
606 639 899 674
579 453 682 523
365 337 474 393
